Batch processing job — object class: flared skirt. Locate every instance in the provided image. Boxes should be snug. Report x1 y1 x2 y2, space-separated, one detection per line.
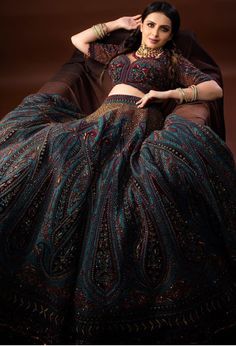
0 93 236 344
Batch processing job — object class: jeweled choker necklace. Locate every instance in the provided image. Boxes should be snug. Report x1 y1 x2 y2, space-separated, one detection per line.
135 43 164 58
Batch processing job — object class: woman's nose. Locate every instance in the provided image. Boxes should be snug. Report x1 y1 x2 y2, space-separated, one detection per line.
152 28 159 37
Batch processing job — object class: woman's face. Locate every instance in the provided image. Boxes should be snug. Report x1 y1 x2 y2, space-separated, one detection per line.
140 12 173 49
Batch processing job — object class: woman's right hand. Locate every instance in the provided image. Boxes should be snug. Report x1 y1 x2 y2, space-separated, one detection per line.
117 15 142 31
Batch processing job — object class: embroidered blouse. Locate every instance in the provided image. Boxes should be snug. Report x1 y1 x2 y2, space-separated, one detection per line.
88 42 212 94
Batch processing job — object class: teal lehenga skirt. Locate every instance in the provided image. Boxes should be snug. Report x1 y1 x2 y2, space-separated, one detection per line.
0 93 236 344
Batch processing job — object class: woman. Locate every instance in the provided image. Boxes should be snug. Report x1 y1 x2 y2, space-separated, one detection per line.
71 9 222 106
0 1 235 344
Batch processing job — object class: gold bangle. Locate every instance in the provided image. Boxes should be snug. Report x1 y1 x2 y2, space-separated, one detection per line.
190 85 194 102
176 88 185 104
190 85 196 102
190 85 198 102
99 23 106 39
102 23 109 36
185 87 191 102
97 24 104 39
92 23 110 40
93 24 104 39
92 25 101 39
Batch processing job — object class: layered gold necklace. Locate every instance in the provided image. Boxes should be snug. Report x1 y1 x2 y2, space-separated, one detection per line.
135 43 164 59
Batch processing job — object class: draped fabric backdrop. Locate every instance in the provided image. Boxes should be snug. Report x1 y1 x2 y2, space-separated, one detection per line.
1 0 236 158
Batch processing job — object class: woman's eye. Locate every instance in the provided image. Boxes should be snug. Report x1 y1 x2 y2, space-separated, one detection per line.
147 23 154 28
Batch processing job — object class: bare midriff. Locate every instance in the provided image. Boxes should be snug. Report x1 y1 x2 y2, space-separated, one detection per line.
108 84 145 98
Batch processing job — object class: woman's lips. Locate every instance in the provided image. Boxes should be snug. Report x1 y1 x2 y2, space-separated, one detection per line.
149 38 159 44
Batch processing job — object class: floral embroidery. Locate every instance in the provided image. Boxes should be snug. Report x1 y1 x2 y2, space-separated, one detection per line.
88 42 212 94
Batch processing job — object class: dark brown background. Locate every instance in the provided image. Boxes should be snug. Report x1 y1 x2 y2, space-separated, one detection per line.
1 0 236 158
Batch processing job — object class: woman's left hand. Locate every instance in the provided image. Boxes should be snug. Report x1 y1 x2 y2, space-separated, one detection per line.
136 90 171 108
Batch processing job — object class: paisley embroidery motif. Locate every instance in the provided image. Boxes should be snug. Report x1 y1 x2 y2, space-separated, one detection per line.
0 93 235 344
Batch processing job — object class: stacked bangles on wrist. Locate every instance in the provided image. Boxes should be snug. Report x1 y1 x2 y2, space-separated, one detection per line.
176 85 199 104
92 23 110 40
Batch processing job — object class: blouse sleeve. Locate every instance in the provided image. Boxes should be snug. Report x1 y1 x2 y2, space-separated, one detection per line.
176 54 213 87
87 42 122 64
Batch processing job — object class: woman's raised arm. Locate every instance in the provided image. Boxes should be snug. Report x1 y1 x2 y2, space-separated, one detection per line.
70 15 141 55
